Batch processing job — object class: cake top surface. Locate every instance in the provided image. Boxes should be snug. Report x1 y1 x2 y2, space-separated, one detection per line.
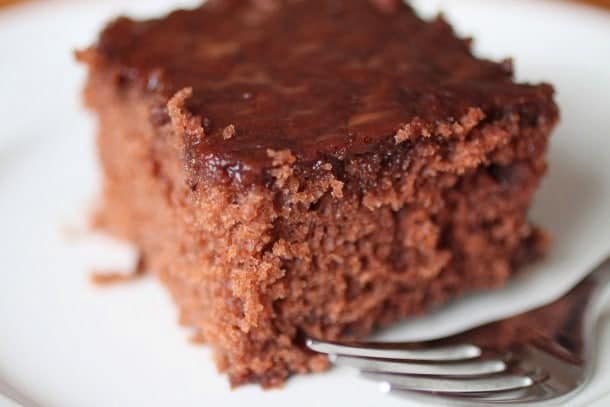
92 0 557 183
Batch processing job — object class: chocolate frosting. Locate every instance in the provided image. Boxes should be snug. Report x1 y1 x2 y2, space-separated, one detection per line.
93 0 557 182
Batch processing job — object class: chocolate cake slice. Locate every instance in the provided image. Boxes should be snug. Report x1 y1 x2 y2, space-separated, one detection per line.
78 0 558 387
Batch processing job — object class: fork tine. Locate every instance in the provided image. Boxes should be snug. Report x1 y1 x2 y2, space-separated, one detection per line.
334 355 506 376
363 372 534 393
306 339 481 361
387 385 557 406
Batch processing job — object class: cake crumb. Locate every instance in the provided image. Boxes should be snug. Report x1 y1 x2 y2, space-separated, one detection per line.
394 125 412 144
167 87 205 144
330 178 344 199
167 87 193 117
460 107 486 132
395 119 431 144
272 239 291 259
91 256 146 286
308 354 330 372
436 122 453 137
91 269 144 285
267 148 296 166
189 331 207 344
222 124 236 140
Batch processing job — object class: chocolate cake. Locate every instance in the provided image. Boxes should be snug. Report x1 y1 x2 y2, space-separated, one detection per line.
78 0 559 387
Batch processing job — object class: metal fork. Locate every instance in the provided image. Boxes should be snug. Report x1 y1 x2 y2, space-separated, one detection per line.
307 258 610 406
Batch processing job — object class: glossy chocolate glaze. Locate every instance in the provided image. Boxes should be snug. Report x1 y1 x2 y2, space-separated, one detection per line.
92 0 557 184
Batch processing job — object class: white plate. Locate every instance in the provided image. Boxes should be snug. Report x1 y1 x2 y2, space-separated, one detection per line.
1 0 610 406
